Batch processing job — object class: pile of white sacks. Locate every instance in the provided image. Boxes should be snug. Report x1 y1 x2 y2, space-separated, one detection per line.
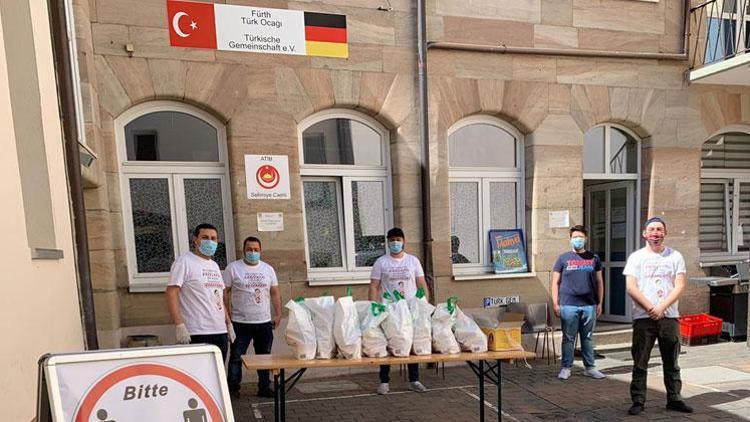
284 291 488 360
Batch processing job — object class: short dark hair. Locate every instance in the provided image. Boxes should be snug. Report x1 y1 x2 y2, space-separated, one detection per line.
243 236 262 249
193 223 218 238
644 216 667 230
386 227 405 239
569 225 588 237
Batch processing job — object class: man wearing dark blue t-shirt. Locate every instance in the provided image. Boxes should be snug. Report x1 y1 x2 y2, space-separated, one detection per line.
551 225 605 380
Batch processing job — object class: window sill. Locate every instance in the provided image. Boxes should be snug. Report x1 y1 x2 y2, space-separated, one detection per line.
307 278 371 287
453 272 536 281
31 248 64 260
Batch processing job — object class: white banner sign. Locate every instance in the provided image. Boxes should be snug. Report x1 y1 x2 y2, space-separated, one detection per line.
40 345 233 422
245 155 291 200
167 0 348 58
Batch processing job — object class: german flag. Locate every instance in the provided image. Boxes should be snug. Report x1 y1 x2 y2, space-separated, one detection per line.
304 12 348 58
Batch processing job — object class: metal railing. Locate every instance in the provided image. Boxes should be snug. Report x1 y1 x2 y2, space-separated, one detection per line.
690 0 750 69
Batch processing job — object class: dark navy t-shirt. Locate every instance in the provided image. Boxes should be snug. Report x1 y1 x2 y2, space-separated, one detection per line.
553 251 602 306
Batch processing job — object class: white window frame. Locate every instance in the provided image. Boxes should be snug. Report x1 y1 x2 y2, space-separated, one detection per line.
448 116 526 275
700 127 750 262
298 110 393 285
116 101 236 292
583 123 640 181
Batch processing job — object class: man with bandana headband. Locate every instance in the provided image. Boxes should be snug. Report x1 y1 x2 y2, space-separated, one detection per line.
623 217 692 415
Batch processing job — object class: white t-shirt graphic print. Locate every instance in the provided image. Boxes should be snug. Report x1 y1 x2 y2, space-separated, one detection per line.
168 252 227 335
224 260 278 323
623 246 686 320
370 253 424 302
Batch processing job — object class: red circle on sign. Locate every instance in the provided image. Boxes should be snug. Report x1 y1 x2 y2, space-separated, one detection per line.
256 165 280 189
74 363 224 422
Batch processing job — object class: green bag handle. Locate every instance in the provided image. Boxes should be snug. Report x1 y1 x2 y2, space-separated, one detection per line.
370 302 386 317
383 292 393 303
416 287 426 299
446 296 458 314
295 296 305 303
393 290 405 301
346 286 353 297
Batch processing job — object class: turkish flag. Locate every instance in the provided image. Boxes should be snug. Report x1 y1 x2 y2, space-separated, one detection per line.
167 0 217 49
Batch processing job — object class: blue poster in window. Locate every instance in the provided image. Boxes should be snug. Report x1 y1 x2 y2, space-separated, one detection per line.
489 229 528 274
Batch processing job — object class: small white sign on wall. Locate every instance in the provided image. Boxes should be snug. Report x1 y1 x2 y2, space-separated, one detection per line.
245 154 290 200
548 210 570 229
257 212 284 232
483 295 520 308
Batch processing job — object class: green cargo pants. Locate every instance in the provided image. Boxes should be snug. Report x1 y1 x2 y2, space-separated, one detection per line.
630 318 682 404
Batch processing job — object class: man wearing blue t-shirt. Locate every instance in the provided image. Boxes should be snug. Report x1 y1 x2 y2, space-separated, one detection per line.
551 225 606 380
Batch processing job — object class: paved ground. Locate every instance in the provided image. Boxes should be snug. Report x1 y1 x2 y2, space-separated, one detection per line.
231 341 750 421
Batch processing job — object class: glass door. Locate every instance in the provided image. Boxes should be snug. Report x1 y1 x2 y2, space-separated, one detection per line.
585 181 636 322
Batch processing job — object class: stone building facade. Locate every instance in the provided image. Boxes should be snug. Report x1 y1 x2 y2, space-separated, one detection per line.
69 0 750 347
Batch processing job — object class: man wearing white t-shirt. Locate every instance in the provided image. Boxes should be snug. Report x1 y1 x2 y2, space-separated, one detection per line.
368 227 430 395
224 236 281 398
166 223 232 361
624 217 692 415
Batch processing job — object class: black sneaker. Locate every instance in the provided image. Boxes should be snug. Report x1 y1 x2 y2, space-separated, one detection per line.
628 402 644 415
666 400 693 413
257 388 275 398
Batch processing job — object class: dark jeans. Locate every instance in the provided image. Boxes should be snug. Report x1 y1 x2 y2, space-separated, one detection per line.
191 333 229 363
380 364 419 383
630 318 682 404
228 321 274 392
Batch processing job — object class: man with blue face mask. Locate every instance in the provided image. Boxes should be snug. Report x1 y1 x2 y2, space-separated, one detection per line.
166 223 231 361
368 227 430 395
551 225 605 381
223 236 281 398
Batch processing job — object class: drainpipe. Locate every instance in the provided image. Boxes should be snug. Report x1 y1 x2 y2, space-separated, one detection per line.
416 0 435 302
48 0 99 350
429 0 691 61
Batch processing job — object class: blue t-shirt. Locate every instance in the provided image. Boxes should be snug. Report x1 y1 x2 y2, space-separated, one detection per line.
553 251 602 306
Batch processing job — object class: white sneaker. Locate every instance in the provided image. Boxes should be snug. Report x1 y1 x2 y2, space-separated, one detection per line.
409 381 427 393
584 368 606 379
558 367 571 380
377 383 389 395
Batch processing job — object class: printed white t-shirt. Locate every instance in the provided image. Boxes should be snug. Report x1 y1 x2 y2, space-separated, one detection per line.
224 259 278 324
370 253 425 302
168 252 227 335
622 246 686 320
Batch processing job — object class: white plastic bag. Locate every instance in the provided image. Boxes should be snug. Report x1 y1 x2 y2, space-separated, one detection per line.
381 292 413 357
284 299 316 360
333 295 362 359
304 296 336 359
408 293 435 355
454 307 488 353
432 297 460 354
356 300 389 358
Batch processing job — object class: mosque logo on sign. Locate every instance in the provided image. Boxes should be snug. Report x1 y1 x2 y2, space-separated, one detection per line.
256 165 280 189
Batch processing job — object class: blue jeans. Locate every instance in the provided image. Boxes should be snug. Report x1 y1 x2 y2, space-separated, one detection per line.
227 321 274 392
560 305 597 369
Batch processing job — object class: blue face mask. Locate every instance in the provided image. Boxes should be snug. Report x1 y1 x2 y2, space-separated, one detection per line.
388 241 403 254
570 237 586 250
199 239 218 257
245 251 261 264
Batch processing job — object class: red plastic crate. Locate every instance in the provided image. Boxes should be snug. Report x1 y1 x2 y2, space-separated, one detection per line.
678 313 723 339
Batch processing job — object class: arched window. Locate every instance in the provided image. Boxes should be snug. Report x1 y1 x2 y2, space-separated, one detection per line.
583 125 639 177
448 117 524 272
299 111 392 284
116 102 235 292
700 130 750 257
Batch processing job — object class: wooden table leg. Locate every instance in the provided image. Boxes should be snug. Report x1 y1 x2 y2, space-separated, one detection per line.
273 371 280 422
